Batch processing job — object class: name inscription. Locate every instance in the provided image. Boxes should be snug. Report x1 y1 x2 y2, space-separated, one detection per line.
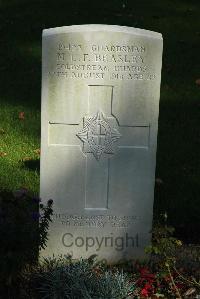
48 42 156 81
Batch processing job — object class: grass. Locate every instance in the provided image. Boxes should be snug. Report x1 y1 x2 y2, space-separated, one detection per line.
0 0 200 242
0 103 40 192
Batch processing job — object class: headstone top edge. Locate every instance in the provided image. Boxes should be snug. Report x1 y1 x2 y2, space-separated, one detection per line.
42 24 162 39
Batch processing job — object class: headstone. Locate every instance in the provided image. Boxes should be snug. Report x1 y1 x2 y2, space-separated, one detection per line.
40 24 163 263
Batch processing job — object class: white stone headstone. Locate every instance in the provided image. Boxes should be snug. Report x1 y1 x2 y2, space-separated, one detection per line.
40 24 163 263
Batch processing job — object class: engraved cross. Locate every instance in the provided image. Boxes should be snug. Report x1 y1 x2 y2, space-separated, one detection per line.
92 124 106 146
49 85 150 210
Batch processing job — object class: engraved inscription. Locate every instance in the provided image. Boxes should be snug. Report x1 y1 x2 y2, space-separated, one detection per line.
53 214 141 228
77 111 121 161
48 42 156 81
90 44 146 52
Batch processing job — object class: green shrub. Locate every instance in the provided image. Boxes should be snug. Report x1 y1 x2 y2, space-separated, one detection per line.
28 255 133 299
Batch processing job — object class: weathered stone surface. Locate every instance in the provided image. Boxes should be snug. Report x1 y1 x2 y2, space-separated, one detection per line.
40 24 163 262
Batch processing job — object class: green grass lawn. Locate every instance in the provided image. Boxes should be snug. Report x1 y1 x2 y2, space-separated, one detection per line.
0 0 200 242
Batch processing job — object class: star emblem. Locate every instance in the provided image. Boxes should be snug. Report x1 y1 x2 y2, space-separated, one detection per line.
77 111 121 160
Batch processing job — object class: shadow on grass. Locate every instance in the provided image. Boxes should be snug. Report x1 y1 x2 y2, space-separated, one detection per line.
0 190 53 298
0 190 39 297
22 159 40 172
